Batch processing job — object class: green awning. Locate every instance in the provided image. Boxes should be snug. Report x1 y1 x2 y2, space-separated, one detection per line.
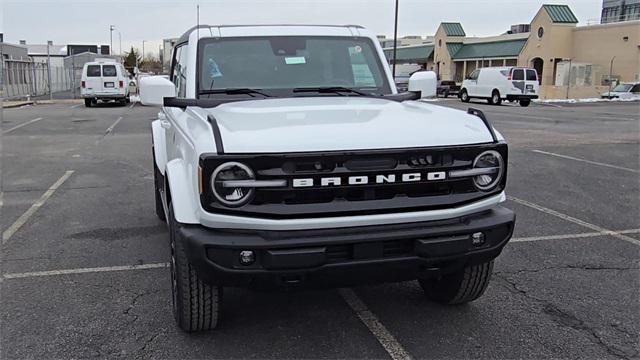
446 43 463 57
450 39 527 59
383 45 434 63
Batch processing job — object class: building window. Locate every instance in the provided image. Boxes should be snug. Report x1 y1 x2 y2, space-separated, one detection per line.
537 27 544 39
438 39 442 47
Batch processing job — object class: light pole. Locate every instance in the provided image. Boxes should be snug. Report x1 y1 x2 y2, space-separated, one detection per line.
109 25 115 55
392 0 399 78
142 40 146 71
118 32 122 56
608 56 616 98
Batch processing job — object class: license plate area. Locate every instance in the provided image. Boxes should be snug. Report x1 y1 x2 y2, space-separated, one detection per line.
526 84 534 90
104 82 114 88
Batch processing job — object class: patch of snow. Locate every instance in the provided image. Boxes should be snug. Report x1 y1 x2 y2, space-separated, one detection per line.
419 98 440 102
534 97 640 104
130 95 140 103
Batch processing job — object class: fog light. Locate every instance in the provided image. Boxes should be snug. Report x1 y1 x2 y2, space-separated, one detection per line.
471 232 485 247
239 250 255 265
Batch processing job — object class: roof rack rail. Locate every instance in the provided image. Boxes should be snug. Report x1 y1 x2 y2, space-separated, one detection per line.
467 107 498 143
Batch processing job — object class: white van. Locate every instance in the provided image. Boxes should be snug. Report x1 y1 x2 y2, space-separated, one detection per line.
459 67 539 107
80 59 131 107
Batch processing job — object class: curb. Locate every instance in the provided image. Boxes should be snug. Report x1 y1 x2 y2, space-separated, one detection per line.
2 101 35 109
35 99 83 105
2 99 84 108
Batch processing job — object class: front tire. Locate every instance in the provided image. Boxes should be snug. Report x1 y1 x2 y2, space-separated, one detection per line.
168 206 222 332
519 99 531 107
460 89 470 103
418 261 494 304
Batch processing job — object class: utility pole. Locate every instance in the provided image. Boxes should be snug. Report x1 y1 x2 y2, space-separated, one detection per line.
392 0 399 78
47 40 53 100
608 56 616 98
142 40 146 71
118 32 122 56
109 25 115 55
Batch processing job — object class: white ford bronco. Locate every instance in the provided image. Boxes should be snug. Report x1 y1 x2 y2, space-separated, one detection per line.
144 25 515 332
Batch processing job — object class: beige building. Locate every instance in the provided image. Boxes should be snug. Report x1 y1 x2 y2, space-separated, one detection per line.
385 4 640 99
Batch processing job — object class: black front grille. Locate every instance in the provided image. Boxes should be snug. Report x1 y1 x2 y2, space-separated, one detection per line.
200 144 507 219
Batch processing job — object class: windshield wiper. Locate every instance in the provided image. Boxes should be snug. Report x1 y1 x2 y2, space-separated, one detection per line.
292 87 371 96
198 88 272 97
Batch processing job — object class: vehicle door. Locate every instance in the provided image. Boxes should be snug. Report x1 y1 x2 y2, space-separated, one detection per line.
510 68 526 95
524 68 539 96
100 64 120 96
84 64 102 95
465 69 480 96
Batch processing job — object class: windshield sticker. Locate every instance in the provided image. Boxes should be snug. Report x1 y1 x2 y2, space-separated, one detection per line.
208 58 223 78
284 56 306 65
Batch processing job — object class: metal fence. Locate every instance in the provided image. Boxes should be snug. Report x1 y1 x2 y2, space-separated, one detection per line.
1 59 77 100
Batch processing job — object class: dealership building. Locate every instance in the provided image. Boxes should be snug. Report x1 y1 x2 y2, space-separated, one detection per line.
385 4 640 99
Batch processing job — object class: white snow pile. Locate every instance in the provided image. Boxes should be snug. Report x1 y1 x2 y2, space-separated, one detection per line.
534 97 640 104
129 95 141 103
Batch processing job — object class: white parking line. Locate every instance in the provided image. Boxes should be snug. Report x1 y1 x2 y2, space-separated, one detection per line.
2 262 168 280
339 288 412 360
2 171 74 244
532 149 639 173
70 104 81 109
511 228 640 242
105 116 123 134
2 117 43 135
508 196 640 246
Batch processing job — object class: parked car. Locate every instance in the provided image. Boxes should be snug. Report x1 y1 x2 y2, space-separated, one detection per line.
601 83 640 99
460 67 539 106
80 59 131 107
437 80 460 97
394 74 410 93
142 24 515 332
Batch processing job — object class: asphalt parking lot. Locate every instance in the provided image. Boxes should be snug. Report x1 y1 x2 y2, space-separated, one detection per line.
1 98 638 359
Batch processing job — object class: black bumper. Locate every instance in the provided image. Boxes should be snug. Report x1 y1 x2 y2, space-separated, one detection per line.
178 206 515 289
506 94 539 101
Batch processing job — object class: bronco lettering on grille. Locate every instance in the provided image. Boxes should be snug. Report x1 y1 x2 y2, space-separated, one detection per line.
291 171 446 188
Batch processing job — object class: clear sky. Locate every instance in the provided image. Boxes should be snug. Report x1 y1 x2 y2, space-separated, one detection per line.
2 0 602 57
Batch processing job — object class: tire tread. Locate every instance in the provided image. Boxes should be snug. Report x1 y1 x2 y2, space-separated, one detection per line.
419 261 493 305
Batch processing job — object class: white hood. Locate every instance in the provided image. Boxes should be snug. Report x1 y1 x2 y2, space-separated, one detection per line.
205 97 496 153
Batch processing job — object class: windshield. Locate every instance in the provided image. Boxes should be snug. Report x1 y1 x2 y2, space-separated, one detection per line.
197 36 390 97
612 84 633 92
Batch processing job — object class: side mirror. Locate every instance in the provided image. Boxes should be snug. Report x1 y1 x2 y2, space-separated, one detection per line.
408 71 437 98
139 76 176 106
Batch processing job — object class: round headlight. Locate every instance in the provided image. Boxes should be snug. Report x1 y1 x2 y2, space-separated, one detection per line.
472 150 504 191
211 162 255 207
